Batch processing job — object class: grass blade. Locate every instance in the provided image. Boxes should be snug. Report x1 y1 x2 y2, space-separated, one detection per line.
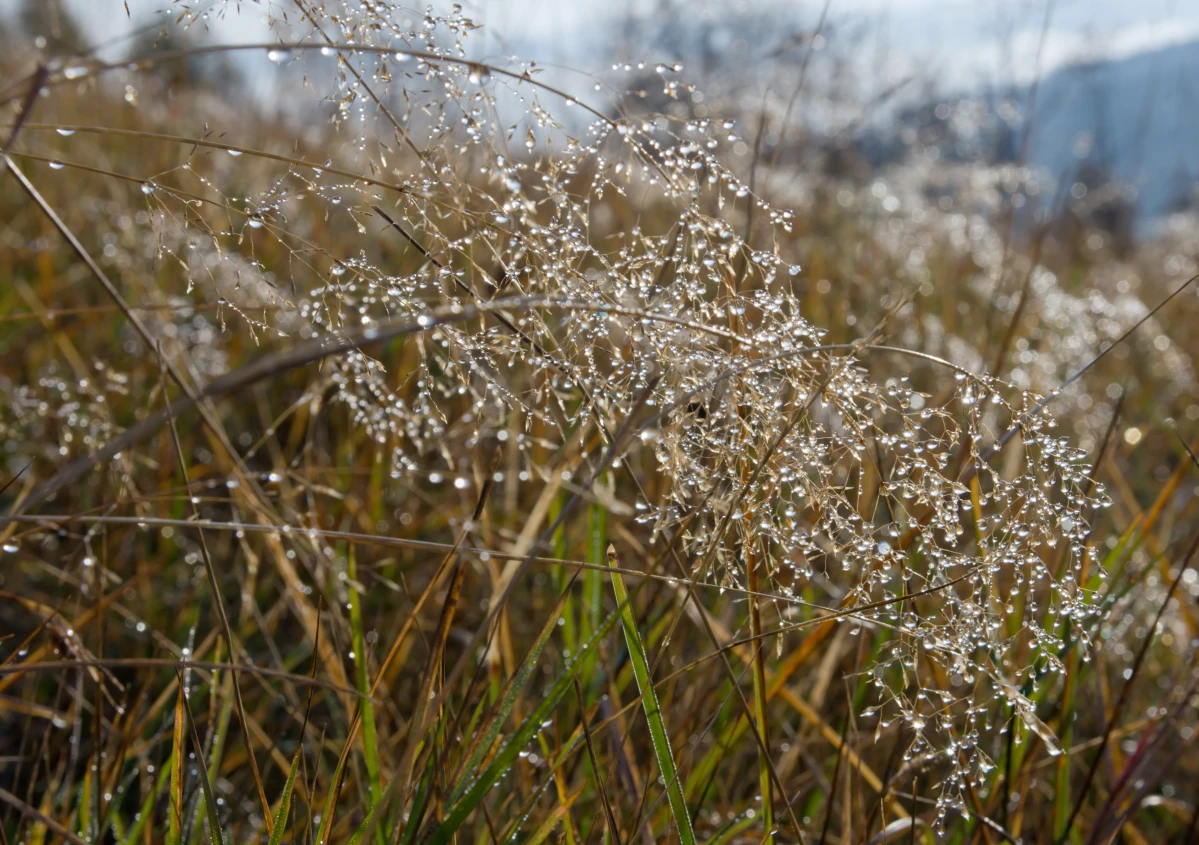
397 760 434 845
178 672 226 845
425 662 571 845
345 798 386 845
1058 530 1199 841
425 589 626 845
447 581 571 803
266 747 302 845
574 677 623 845
314 736 351 845
269 603 320 845
345 545 383 812
581 501 607 688
169 684 186 845
120 760 171 845
746 545 774 845
606 545 697 845
521 786 584 845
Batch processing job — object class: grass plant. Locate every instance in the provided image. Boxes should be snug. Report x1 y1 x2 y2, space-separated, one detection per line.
1 2 1198 843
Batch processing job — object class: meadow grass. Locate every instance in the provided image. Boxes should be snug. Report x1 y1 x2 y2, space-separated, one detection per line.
1 3 1199 844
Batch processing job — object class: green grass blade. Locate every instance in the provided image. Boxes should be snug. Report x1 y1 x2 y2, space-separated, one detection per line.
522 797 578 845
448 576 576 804
346 544 384 845
707 811 758 845
267 638 318 845
429 677 573 845
314 738 350 845
351 574 601 845
180 678 226 845
120 760 171 845
746 548 774 845
265 744 303 845
447 620 554 802
397 760 434 845
1053 629 1079 842
581 501 607 686
428 591 626 845
606 545 697 845
549 492 578 656
188 657 235 845
345 800 384 845
78 766 92 842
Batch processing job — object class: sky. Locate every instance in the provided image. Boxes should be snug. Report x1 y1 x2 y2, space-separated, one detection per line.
477 0 1199 81
12 0 1199 217
43 0 1199 93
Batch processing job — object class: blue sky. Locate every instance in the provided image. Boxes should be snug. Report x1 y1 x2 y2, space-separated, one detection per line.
21 1 1199 217
55 0 1199 92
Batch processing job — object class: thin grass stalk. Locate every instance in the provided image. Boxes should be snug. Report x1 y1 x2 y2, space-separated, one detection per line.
421 575 625 845
168 685 186 845
1059 530 1199 840
583 500 608 690
0 787 90 845
346 545 384 822
746 544 774 845
179 673 226 845
156 345 274 833
574 677 624 845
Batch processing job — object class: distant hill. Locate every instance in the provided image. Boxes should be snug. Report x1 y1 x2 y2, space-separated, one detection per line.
1023 36 1199 218
863 37 1199 223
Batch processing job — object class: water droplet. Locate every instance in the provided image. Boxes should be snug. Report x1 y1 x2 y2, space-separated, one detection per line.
141 182 156 195
49 160 65 170
56 128 75 136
